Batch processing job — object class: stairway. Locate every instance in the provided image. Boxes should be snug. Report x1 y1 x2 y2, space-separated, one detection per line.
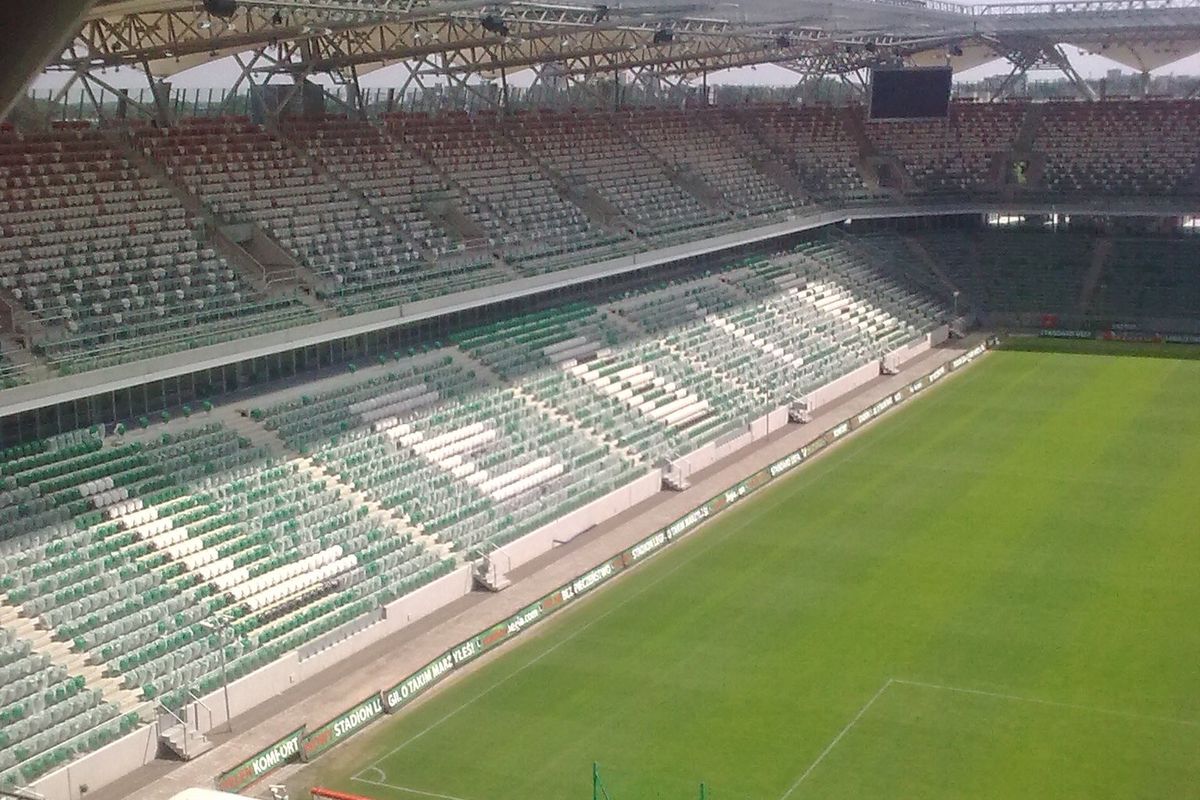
562 181 630 231
160 721 213 760
838 106 897 195
729 108 789 162
900 236 963 301
0 604 144 714
669 165 733 215
472 552 512 592
0 333 52 383
0 284 49 347
661 469 690 492
1077 237 1112 314
1013 103 1047 153
107 128 333 317
220 408 454 562
453 342 645 466
602 306 649 339
750 154 812 204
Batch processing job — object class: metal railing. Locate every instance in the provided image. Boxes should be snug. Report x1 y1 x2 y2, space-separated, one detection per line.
869 0 975 14
157 700 192 758
186 689 215 733
874 0 1200 14
975 0 1200 14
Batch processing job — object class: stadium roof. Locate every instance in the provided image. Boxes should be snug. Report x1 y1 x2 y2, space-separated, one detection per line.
4 0 1200 121
49 0 1200 77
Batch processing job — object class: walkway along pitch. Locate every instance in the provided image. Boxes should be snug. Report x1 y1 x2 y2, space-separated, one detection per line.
90 334 987 800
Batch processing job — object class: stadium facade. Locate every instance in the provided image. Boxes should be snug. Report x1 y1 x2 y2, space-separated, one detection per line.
2 1 1200 798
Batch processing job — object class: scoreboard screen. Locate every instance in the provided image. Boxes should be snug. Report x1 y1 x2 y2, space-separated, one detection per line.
869 67 953 120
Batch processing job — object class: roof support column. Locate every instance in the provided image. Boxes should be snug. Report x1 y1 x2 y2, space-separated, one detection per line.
989 61 1030 102
140 59 172 126
1048 45 1097 101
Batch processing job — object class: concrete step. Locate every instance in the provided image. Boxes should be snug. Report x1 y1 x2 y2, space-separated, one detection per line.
161 723 213 760
220 369 462 567
0 600 146 718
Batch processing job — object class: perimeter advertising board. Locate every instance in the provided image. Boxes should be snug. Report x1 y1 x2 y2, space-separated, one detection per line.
213 726 305 793
301 693 385 761
215 342 992 789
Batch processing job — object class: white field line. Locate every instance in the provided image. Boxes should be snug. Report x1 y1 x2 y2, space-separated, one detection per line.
351 776 477 800
892 678 1200 729
354 479 787 779
361 766 387 782
778 678 895 800
347 353 977 786
356 387 940 782
779 676 1200 800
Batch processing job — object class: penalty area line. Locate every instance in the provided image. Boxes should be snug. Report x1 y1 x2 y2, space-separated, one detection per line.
777 678 894 800
351 776 477 800
892 678 1200 729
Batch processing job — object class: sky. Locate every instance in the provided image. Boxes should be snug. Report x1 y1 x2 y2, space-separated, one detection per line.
30 0 1200 96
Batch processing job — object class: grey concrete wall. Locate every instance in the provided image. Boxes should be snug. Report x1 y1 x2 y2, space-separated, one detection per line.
805 361 880 411
31 720 159 800
766 405 790 433
297 567 476 684
24 345 935 799
182 566 478 736
498 470 663 571
670 403 790 479
883 330 937 372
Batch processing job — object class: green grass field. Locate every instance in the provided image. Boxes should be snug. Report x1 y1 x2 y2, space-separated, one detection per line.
293 348 1200 800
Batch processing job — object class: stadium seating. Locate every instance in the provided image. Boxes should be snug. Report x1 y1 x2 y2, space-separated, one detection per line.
0 122 315 373
731 105 876 200
297 365 640 553
524 335 760 462
14 93 1200 795
254 354 481 453
863 102 1025 194
0 420 450 720
788 237 948 330
609 275 742 332
4 101 1200 390
450 302 631 379
1091 236 1200 320
284 115 487 274
1034 101 1200 196
950 102 1026 190
505 110 730 241
621 109 800 216
916 229 1094 313
134 117 504 314
634 249 939 408
0 228 954 786
387 111 630 274
0 619 139 787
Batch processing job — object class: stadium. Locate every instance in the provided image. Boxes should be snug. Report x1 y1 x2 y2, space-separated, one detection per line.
0 0 1199 798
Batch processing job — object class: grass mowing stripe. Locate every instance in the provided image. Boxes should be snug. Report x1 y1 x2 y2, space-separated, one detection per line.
355 370 953 778
291 351 1200 800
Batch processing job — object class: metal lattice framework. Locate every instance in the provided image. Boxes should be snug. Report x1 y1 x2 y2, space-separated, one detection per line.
10 0 1200 120
64 2 957 80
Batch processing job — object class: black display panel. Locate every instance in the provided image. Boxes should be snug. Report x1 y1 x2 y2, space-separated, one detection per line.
868 67 953 119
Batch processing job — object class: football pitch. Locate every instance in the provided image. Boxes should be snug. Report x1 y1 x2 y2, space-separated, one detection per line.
292 346 1200 800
